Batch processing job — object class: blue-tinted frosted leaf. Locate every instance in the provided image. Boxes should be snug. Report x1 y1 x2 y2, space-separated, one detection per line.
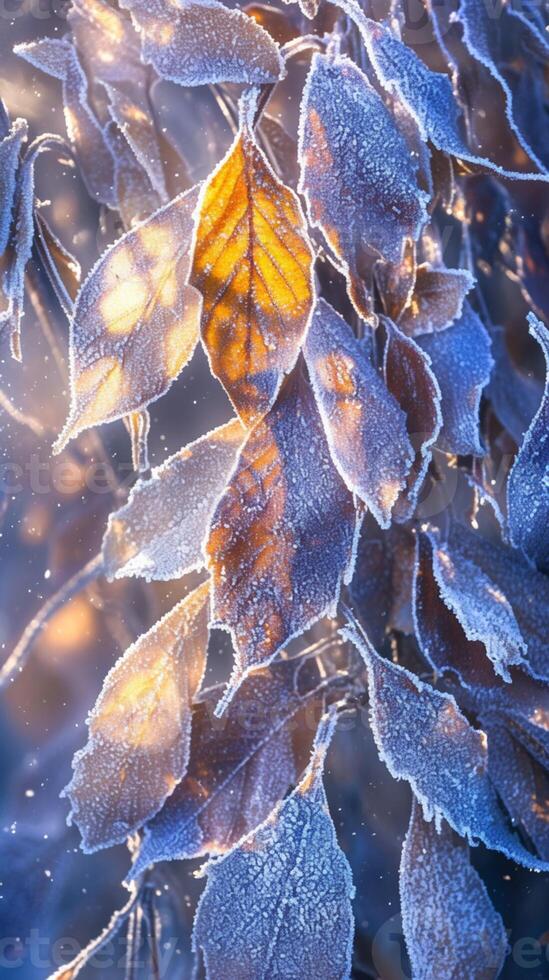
349 515 416 645
35 209 81 316
486 721 549 860
103 419 245 582
382 318 441 520
193 712 355 980
304 299 414 527
15 38 116 207
207 371 359 709
0 117 26 257
418 303 493 456
130 656 332 877
119 0 283 86
457 0 548 172
53 185 202 453
63 580 210 852
507 314 549 572
487 325 543 445
343 623 548 868
400 800 508 980
338 1 549 182
397 264 474 337
298 52 428 320
429 531 528 681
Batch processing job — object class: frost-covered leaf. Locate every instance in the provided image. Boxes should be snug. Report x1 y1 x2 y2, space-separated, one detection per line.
397 264 474 337
486 721 549 860
304 299 414 527
53 185 202 452
130 656 332 876
105 120 162 228
119 0 283 86
457 0 549 172
400 800 508 980
207 370 359 708
507 313 549 572
417 303 493 456
428 530 528 681
298 52 428 320
15 38 116 207
63 579 210 852
349 515 416 645
35 210 81 315
103 418 245 582
487 325 543 445
343 622 548 868
343 5 549 182
0 117 27 257
192 711 355 980
382 318 441 520
191 91 313 426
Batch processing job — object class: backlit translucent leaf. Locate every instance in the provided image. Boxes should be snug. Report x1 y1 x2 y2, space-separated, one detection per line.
298 52 428 320
207 371 359 708
343 623 548 868
397 264 474 337
304 299 414 527
457 0 549 172
119 0 283 86
418 303 493 456
105 120 162 228
191 91 313 426
507 314 549 572
130 656 331 877
53 185 202 453
15 38 116 207
63 579 210 852
0 117 27 257
486 721 549 860
193 712 355 980
103 419 245 582
382 318 441 520
340 2 549 183
400 800 508 980
428 530 528 681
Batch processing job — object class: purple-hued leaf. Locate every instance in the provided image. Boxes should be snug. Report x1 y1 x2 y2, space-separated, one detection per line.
382 318 441 520
417 303 493 456
400 800 508 980
487 325 543 445
298 52 428 320
349 515 416 645
63 580 210 852
206 370 359 710
130 656 333 877
507 314 549 572
103 419 245 582
304 299 414 527
192 711 355 980
343 622 548 868
119 0 283 87
397 264 474 337
0 117 27 257
486 720 549 860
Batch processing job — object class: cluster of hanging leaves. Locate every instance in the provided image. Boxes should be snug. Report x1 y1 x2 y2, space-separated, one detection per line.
2 0 549 974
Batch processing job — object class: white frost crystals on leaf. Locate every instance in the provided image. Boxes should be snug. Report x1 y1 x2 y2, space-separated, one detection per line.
63 579 210 853
103 418 245 582
192 711 355 980
119 0 283 87
53 185 202 454
298 52 428 320
0 116 27 257
400 800 508 980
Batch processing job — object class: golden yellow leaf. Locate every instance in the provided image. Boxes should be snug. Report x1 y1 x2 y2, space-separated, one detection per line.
191 92 314 426
53 185 202 454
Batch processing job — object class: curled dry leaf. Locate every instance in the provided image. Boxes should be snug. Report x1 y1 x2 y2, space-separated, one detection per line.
191 90 314 426
119 0 283 86
304 298 414 527
0 116 27 256
53 185 202 452
103 418 245 582
192 712 355 980
63 579 210 852
207 370 359 709
298 52 428 320
400 800 508 980
397 264 474 337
